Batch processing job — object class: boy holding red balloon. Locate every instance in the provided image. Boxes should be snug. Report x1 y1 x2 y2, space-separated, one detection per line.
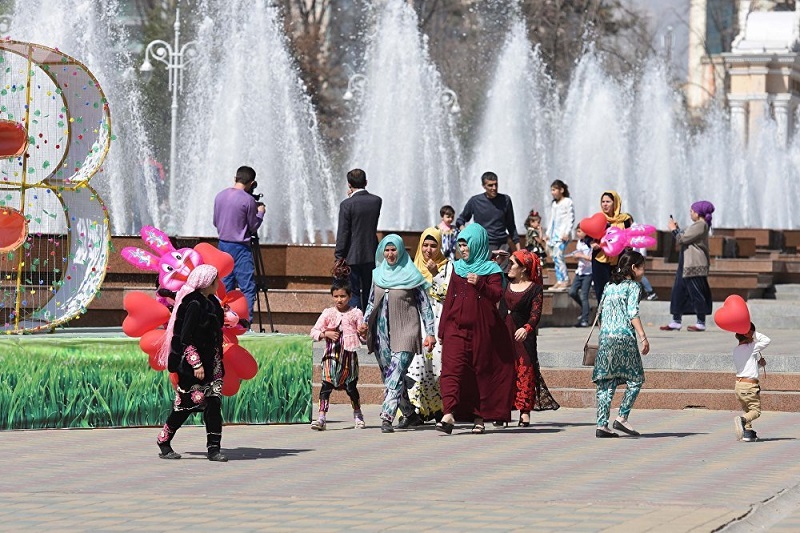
732 323 770 442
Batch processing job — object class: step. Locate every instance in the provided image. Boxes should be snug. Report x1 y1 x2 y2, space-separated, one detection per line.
551 388 800 412
540 369 800 391
774 284 800 300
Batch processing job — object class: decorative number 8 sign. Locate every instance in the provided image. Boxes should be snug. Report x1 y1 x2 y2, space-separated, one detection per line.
0 41 112 333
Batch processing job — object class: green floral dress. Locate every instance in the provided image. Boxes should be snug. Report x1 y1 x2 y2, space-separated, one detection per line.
592 280 645 385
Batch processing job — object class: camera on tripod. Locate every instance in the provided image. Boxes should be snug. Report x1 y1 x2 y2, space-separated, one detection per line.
248 180 264 203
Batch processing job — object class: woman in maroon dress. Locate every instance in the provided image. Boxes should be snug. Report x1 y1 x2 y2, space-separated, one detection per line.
499 250 560 427
436 223 516 434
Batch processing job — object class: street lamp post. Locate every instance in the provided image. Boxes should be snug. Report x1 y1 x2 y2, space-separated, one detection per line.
0 15 12 36
441 88 461 114
140 7 197 210
343 74 367 102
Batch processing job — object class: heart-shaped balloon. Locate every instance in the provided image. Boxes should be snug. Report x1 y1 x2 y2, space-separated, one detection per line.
195 243 234 278
224 344 259 380
0 207 28 253
139 329 167 370
580 212 607 240
714 295 751 334
123 292 171 337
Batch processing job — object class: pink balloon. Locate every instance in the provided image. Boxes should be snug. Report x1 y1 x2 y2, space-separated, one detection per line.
600 227 628 257
628 236 657 248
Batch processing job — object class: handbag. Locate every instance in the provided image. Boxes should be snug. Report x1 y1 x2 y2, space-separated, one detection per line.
582 304 601 367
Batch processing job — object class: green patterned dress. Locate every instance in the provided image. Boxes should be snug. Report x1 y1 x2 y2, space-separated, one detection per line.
592 280 644 385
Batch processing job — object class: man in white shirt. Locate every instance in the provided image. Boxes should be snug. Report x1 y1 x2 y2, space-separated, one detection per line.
732 323 769 442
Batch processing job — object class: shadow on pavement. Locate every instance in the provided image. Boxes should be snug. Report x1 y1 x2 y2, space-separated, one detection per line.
533 422 597 428
185 447 312 461
637 432 707 438
753 437 797 442
447 428 563 436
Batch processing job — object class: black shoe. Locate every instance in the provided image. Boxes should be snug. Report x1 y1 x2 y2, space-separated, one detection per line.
207 447 228 462
613 419 640 436
596 427 619 438
742 430 758 442
381 420 394 433
646 292 658 301
158 443 181 459
575 321 589 328
397 412 423 429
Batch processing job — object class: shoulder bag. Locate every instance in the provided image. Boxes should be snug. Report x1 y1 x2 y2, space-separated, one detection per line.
582 303 601 367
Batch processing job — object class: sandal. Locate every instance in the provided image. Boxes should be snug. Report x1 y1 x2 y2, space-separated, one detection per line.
435 421 454 434
492 421 508 428
471 424 485 434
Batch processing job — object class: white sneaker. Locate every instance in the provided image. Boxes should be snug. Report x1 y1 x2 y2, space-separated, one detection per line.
354 416 366 429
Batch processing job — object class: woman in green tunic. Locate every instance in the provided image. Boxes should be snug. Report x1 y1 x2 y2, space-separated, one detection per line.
593 250 650 438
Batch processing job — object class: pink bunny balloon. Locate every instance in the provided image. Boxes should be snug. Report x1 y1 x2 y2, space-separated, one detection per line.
121 226 204 292
600 224 657 257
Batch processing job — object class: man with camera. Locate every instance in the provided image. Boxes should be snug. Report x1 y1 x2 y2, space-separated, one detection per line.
213 165 265 318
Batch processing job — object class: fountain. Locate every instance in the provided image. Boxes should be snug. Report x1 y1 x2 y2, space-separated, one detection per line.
469 19 555 221
347 1 466 231
10 0 161 235
10 0 337 243
177 0 337 243
471 15 800 229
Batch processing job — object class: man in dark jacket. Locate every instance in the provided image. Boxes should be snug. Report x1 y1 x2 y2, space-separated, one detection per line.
457 171 521 261
335 168 382 310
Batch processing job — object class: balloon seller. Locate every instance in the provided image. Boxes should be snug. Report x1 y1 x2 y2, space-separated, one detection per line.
155 264 228 462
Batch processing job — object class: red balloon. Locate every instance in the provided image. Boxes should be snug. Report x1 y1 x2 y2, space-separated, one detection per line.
140 329 166 369
195 243 234 278
224 289 250 322
169 372 179 389
0 120 27 158
123 292 171 337
714 295 751 334
224 344 259 380
221 370 241 396
0 207 27 253
580 212 608 240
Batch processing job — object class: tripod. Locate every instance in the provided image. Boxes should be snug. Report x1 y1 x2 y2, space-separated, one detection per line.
250 234 275 332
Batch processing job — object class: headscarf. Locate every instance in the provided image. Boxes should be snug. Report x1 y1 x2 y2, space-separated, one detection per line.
601 191 632 225
691 200 715 227
511 249 542 285
453 223 504 278
372 234 429 290
413 227 449 283
156 264 219 368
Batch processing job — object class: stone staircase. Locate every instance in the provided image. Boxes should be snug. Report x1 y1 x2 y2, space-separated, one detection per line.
314 327 800 412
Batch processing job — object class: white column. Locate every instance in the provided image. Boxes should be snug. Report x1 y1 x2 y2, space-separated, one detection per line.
730 99 749 146
687 0 708 108
773 99 791 147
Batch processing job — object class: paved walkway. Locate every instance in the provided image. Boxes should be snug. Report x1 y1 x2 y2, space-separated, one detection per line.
3 407 800 531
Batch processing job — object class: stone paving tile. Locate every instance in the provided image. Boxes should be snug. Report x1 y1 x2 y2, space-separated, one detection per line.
2 407 800 531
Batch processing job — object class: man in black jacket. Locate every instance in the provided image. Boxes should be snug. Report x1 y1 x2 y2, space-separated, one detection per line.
335 168 382 310
457 171 521 258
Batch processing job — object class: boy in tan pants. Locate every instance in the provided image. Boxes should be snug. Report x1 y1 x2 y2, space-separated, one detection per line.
732 322 770 442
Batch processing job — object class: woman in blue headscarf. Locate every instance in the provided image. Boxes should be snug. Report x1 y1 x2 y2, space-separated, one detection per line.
436 224 516 434
360 234 436 434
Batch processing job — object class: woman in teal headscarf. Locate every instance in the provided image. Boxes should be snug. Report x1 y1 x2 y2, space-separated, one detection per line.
437 224 516 434
360 234 436 434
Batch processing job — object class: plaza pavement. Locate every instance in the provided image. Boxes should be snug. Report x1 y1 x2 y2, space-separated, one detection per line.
6 323 800 531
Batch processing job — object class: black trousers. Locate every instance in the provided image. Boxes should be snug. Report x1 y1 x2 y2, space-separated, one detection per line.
320 380 361 411
348 262 375 311
161 396 223 449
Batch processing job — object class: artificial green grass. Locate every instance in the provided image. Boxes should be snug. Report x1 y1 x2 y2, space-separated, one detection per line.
0 334 311 430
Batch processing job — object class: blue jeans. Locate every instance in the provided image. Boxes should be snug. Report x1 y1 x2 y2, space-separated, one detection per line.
641 276 653 294
217 240 256 316
568 273 592 323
